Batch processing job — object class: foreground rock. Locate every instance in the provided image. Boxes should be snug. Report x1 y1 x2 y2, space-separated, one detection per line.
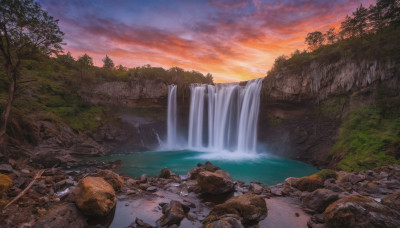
34 203 87 228
73 176 116 216
203 193 267 227
294 174 323 192
159 200 186 227
96 169 124 191
197 170 234 195
301 189 339 213
323 195 400 228
381 192 400 211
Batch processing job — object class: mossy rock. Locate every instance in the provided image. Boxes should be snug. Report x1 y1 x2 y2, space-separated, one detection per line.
316 169 338 181
295 174 323 192
0 173 12 194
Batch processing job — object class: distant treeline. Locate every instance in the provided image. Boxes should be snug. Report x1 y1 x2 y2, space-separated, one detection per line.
268 0 400 75
56 52 214 85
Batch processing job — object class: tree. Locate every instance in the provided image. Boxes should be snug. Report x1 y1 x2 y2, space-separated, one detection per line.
341 4 370 38
205 73 213 83
57 51 75 67
102 55 114 69
77 53 93 80
325 28 338 44
0 0 63 146
305 31 325 51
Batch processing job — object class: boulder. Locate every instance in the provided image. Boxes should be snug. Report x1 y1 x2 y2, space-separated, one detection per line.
203 193 267 226
323 195 400 228
73 177 116 216
0 173 12 194
381 192 400 211
189 162 220 180
301 189 339 213
249 182 263 194
295 174 323 192
159 168 175 179
159 200 185 227
204 214 244 228
197 170 234 195
96 169 124 191
34 203 87 228
140 174 147 183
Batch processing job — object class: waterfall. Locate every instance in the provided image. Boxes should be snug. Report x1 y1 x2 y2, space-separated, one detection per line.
166 85 177 149
187 78 263 153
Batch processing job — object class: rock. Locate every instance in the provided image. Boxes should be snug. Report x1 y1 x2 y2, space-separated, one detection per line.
295 174 323 192
0 173 12 194
204 214 244 228
249 182 263 194
21 169 30 174
159 200 185 227
381 192 400 211
96 169 124 191
140 174 147 183
33 203 87 228
301 189 339 213
284 177 299 186
0 164 13 173
188 162 220 180
203 193 267 226
197 170 234 195
323 195 400 228
73 176 116 216
128 217 153 228
159 168 175 179
146 186 157 192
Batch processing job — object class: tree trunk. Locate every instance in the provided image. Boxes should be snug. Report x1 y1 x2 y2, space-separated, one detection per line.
0 68 16 147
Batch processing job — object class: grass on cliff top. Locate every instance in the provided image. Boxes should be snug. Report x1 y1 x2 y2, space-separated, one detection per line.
330 105 400 172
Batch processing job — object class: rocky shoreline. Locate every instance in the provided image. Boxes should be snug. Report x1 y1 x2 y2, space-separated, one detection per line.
1 160 400 228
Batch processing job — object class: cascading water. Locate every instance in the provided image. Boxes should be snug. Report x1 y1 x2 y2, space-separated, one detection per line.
188 78 263 153
166 85 177 149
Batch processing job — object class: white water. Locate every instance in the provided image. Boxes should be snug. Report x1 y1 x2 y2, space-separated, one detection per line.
166 85 177 149
188 78 263 153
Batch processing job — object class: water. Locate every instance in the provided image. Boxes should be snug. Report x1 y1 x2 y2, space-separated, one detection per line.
187 78 263 153
98 150 317 185
166 85 177 149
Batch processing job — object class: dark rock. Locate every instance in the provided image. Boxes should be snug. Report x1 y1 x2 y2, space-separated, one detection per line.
197 170 234 195
203 193 267 226
301 189 339 213
204 214 244 228
159 168 175 179
33 203 87 228
381 192 400 211
323 195 400 228
0 163 13 173
73 176 116 216
159 200 185 227
127 217 154 228
96 169 124 191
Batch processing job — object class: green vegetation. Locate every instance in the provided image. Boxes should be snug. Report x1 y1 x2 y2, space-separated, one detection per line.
268 0 400 75
318 96 348 120
315 169 338 181
329 105 400 172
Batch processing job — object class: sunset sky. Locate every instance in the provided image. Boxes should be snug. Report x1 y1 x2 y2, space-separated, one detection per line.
38 0 374 82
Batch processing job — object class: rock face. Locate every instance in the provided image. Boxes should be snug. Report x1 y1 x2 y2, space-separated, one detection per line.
96 170 124 191
0 173 12 194
34 203 87 228
203 193 267 226
197 170 234 195
323 195 400 228
73 177 116 216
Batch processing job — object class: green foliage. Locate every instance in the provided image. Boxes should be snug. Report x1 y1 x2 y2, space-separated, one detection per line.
329 105 400 172
315 169 338 181
102 55 114 69
318 96 348 120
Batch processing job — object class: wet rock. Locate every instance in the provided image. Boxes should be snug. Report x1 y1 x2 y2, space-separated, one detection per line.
55 179 74 191
203 193 267 226
295 174 323 192
188 162 220 180
197 170 234 195
127 217 154 228
323 195 400 228
146 186 157 192
73 176 116 216
33 203 87 228
249 182 263 194
0 173 12 194
381 192 400 211
140 174 147 183
0 164 13 173
96 169 124 191
204 214 244 228
159 200 185 227
159 168 175 179
301 189 339 213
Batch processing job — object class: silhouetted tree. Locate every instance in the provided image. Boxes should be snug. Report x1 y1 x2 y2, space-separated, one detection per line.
0 0 63 146
102 55 114 69
341 4 370 38
325 28 338 44
305 31 325 50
